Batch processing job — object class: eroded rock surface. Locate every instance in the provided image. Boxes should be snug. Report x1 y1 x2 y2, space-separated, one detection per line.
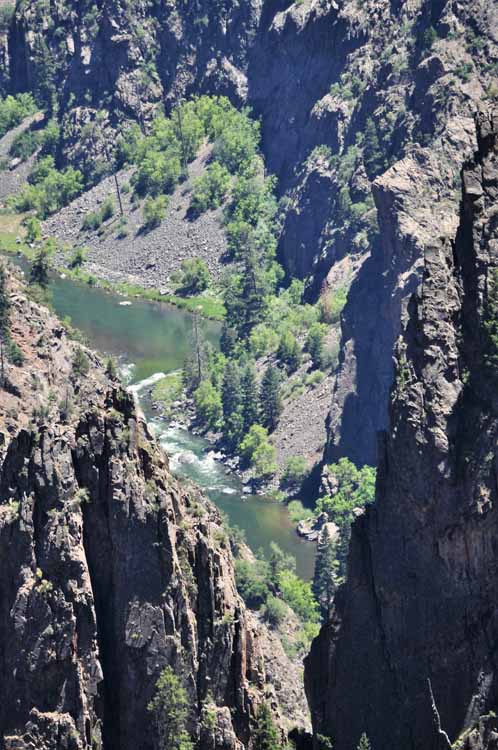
305 108 498 749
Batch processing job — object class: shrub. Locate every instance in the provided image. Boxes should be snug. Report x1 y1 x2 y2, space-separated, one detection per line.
278 569 320 623
190 162 231 215
9 129 40 161
263 595 287 628
234 559 270 608
240 424 270 463
69 247 87 269
100 197 115 221
281 456 308 490
249 323 279 358
253 441 277 479
143 195 168 230
287 500 312 523
0 93 37 138
277 330 301 373
320 286 348 324
306 370 325 387
72 347 90 376
7 339 24 366
176 258 211 295
24 216 42 244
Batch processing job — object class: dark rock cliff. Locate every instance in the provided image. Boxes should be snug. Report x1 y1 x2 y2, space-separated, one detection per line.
304 107 498 750
4 0 498 464
0 270 307 750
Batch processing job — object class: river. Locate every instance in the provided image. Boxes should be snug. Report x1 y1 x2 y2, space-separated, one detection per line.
30 269 316 579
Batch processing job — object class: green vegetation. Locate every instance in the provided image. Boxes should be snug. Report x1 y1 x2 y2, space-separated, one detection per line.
484 268 498 377
253 704 281 750
173 258 211 295
152 372 184 418
148 667 193 750
313 526 340 615
12 155 83 218
357 734 372 750
82 197 115 232
315 458 376 577
0 94 37 139
235 541 320 653
143 194 168 230
306 323 328 370
281 456 308 491
191 162 231 215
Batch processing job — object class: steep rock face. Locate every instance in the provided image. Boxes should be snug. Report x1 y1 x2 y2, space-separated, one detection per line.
305 108 498 750
0 271 307 750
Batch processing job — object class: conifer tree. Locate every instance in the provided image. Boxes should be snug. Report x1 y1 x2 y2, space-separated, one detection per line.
253 703 280 750
222 360 244 448
363 118 385 179
313 526 340 616
241 361 259 431
357 733 372 750
30 244 51 288
148 667 193 750
260 366 282 432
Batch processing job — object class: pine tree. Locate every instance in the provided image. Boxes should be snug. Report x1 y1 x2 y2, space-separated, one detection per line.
220 320 238 356
253 703 280 750
260 366 282 432
357 733 372 750
148 667 193 750
30 245 51 288
363 118 385 179
241 248 268 338
241 362 259 431
313 526 340 616
222 360 244 448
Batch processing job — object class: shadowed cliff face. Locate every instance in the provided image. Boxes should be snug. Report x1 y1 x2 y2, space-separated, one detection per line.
0 272 307 750
304 108 498 750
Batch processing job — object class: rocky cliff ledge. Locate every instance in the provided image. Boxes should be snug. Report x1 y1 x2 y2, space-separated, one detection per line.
0 270 307 750
305 109 498 750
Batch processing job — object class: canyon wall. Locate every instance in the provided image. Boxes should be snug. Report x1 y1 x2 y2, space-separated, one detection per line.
0 270 306 750
304 108 498 750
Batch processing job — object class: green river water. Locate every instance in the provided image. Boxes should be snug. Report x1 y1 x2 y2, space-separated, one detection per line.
30 268 315 579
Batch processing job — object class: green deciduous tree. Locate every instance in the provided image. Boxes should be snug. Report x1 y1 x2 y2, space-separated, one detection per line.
194 381 222 430
148 667 193 750
191 162 231 215
277 330 301 373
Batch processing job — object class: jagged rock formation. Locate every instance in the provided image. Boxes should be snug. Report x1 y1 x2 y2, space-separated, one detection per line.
0 269 308 750
304 108 498 750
